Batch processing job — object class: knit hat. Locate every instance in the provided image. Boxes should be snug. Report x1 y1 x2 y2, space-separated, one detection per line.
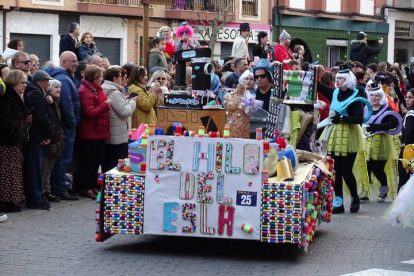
357 31 366 40
279 30 291 41
252 58 273 82
240 23 250 32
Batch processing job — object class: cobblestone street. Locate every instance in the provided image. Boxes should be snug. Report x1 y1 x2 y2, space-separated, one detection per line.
1 196 414 276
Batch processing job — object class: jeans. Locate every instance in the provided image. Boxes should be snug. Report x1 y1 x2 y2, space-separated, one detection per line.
51 155 68 195
23 144 45 204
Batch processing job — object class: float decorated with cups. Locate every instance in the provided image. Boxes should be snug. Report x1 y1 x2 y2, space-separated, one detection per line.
94 48 337 253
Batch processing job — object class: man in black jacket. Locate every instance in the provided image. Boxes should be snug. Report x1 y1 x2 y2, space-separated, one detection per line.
59 22 81 59
23 70 55 210
350 31 383 68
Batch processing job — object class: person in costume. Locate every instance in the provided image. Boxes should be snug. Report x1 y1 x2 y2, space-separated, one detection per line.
399 89 414 191
175 22 201 51
363 82 402 202
317 65 367 214
157 26 175 58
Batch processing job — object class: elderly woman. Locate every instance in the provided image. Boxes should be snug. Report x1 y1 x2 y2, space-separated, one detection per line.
42 79 65 203
364 83 400 202
79 32 103 61
0 70 29 213
78 65 111 199
128 66 161 128
101 67 137 172
318 65 365 214
147 70 169 107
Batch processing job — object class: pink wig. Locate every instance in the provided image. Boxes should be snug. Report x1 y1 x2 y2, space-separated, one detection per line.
176 22 194 38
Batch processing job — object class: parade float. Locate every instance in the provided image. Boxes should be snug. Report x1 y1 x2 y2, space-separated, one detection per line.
94 48 335 253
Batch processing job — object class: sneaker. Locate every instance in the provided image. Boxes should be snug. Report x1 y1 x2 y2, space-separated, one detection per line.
350 197 360 213
0 213 7 222
332 205 345 214
26 201 51 210
377 186 389 203
44 193 62 203
360 191 370 202
55 191 79 201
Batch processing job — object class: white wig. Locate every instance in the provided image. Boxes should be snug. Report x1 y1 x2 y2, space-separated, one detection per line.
238 69 257 89
368 84 387 106
335 71 356 89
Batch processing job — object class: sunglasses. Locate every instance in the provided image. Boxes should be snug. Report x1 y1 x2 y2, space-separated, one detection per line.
179 30 189 35
19 60 31 65
254 74 267 80
157 77 166 81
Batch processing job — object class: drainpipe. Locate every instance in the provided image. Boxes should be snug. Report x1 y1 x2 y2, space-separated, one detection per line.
3 0 20 51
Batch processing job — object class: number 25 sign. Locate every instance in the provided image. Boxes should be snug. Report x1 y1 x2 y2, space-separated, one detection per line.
236 191 257 207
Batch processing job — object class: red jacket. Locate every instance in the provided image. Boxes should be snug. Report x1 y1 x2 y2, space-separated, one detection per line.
275 43 293 70
78 79 110 140
164 42 175 58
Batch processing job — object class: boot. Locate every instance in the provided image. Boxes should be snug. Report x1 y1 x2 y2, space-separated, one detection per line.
350 196 360 213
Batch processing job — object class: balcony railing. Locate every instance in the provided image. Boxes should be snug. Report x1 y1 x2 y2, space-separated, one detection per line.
78 0 141 6
242 0 257 16
170 0 234 13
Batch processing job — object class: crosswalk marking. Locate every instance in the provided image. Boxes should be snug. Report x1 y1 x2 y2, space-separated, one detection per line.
401 260 414 265
341 269 414 276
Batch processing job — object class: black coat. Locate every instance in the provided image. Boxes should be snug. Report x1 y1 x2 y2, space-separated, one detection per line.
24 82 55 146
59 33 79 59
349 40 383 68
403 108 414 146
0 84 29 146
252 44 268 59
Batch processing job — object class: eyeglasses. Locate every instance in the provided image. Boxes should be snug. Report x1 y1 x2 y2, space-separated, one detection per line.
157 77 166 81
254 74 267 80
18 60 31 65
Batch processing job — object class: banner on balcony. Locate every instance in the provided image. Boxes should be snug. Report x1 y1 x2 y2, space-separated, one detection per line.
143 136 263 240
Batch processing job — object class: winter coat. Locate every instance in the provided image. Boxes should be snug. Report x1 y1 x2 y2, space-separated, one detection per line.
0 84 29 146
79 42 103 61
164 41 175 58
78 79 110 141
252 44 267 59
231 35 249 59
48 98 65 157
149 49 168 71
24 82 55 146
2 47 18 67
350 40 383 68
275 43 293 70
46 66 80 164
102 80 136 145
224 71 241 89
128 83 158 129
59 33 80 59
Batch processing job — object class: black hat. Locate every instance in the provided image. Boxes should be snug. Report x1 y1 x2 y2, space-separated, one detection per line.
357 31 366 40
370 82 380 91
339 64 352 73
240 23 250 32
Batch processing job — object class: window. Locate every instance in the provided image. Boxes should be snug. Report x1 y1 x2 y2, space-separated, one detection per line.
395 21 414 38
32 0 64 6
290 0 305 10
242 0 258 16
326 0 340 12
360 0 374 15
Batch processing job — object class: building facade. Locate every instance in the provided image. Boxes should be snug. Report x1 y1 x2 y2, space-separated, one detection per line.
272 0 389 68
0 0 271 65
385 0 414 65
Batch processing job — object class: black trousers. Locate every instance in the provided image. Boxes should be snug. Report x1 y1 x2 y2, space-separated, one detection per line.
398 148 411 193
331 152 358 200
102 143 128 173
367 160 387 187
79 139 105 191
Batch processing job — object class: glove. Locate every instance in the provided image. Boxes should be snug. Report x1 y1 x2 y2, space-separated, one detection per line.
366 124 378 134
330 111 341 124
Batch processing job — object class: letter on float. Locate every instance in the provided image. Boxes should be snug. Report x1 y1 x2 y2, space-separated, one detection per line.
218 205 234 236
193 141 214 172
163 202 179 232
182 203 196 233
